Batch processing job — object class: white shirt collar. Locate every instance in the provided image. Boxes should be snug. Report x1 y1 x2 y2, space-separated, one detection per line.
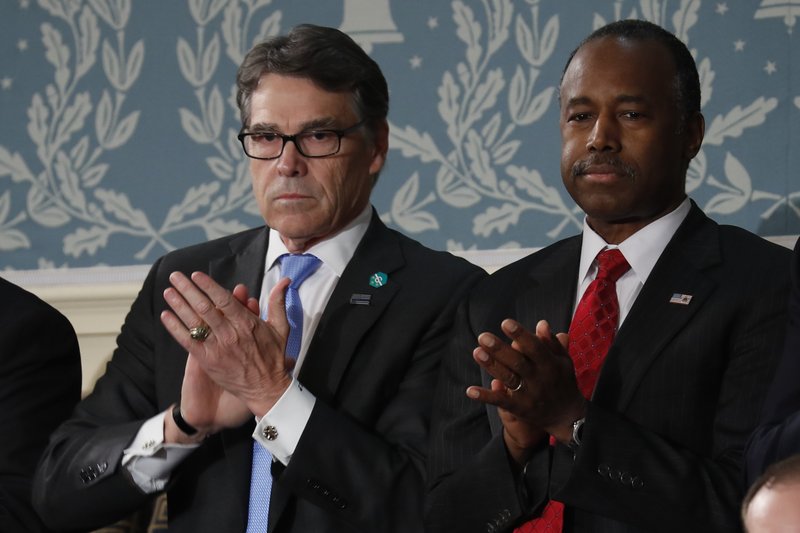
578 197 691 285
266 204 373 276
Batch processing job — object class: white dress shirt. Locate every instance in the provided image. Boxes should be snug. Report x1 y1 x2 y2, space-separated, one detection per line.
122 205 372 492
574 197 691 326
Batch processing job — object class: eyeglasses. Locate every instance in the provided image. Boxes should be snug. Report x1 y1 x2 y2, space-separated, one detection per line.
237 120 366 160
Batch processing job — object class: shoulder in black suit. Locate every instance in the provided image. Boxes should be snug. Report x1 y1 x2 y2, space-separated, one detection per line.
33 212 485 533
0 277 81 533
426 204 792 533
745 236 800 484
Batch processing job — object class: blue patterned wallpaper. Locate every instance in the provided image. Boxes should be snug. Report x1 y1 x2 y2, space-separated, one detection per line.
1 0 798 271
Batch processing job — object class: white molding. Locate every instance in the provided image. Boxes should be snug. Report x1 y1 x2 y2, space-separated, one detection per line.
451 247 538 273
767 234 799 249
2 264 150 287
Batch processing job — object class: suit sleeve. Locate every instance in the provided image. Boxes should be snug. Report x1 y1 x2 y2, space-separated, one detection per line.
32 261 167 531
0 283 82 533
425 294 552 533
745 236 800 484
276 265 486 532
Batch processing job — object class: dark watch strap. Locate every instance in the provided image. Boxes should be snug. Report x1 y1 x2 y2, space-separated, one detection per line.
172 404 198 436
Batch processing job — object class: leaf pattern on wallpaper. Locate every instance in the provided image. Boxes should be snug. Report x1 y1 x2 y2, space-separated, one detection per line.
385 0 793 249
388 0 575 243
0 0 797 269
0 0 149 256
0 0 280 260
150 0 281 261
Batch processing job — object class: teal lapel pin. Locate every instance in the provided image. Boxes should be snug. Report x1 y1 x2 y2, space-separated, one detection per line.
369 272 388 288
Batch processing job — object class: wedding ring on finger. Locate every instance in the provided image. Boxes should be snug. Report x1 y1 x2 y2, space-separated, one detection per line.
508 377 524 393
189 323 211 342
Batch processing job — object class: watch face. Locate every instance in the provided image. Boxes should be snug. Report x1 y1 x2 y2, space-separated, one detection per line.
570 418 585 448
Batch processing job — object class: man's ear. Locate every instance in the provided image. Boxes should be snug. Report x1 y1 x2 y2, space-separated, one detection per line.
685 111 705 160
368 119 389 177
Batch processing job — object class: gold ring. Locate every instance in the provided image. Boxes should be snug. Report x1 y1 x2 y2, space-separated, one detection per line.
189 324 211 342
508 378 524 393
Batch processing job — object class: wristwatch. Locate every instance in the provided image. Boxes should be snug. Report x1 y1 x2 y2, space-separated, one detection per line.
172 404 199 436
569 417 585 450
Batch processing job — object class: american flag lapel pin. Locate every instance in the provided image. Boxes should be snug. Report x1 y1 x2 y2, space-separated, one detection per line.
669 293 693 305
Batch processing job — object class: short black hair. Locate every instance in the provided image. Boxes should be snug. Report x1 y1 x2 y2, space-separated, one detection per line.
560 19 700 121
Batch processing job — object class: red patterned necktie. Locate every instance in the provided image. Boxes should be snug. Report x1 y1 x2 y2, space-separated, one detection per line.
516 248 630 533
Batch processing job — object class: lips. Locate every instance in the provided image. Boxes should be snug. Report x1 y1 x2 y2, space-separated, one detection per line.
272 188 314 202
582 164 619 176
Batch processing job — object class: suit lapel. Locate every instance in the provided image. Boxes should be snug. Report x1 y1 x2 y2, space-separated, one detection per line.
518 237 582 335
298 212 403 402
594 205 721 408
269 213 403 529
208 228 270 295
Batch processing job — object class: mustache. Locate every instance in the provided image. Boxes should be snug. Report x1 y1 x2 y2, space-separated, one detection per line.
571 155 636 179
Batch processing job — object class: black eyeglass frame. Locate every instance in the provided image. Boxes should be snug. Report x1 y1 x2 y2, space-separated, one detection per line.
237 120 366 160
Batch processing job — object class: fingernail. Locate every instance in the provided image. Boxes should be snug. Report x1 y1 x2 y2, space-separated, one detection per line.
476 349 489 362
466 388 479 399
505 320 518 333
482 335 495 348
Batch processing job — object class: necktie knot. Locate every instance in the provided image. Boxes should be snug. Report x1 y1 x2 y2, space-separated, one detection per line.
596 248 630 283
280 254 321 288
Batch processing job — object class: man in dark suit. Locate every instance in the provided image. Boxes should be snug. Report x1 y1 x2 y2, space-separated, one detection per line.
0 277 81 532
426 20 791 533
745 236 800 483
33 24 484 532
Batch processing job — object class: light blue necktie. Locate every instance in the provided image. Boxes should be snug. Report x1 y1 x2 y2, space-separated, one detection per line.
246 253 321 533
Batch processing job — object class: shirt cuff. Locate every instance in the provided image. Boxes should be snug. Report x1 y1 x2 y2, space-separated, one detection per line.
122 411 200 493
252 378 316 465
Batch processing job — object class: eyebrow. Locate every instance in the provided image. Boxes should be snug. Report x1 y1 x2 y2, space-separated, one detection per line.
565 94 648 107
247 117 339 133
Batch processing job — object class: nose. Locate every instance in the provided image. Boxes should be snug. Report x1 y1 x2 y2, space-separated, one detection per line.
586 114 621 153
277 139 308 177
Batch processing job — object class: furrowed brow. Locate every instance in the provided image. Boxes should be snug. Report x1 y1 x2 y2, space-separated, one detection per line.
615 94 647 105
565 96 592 108
247 117 338 134
297 117 338 130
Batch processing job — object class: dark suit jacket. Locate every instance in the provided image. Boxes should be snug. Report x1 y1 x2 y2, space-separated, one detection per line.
745 236 800 484
426 203 791 533
0 277 81 533
33 211 484 533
